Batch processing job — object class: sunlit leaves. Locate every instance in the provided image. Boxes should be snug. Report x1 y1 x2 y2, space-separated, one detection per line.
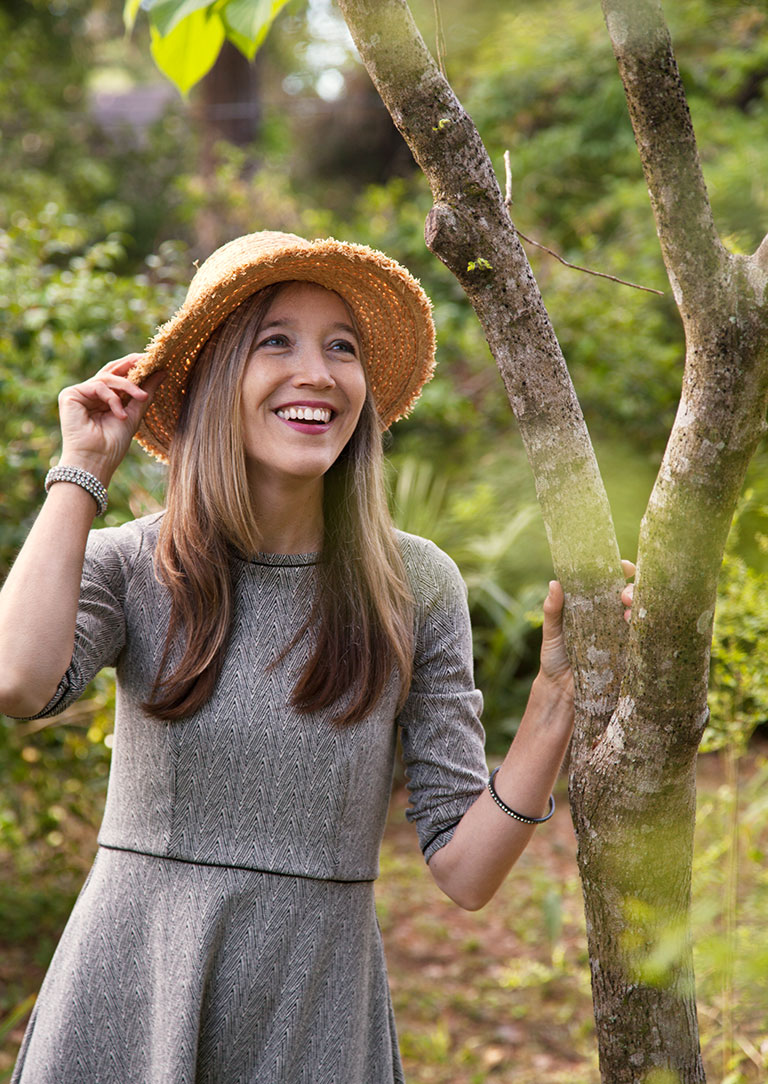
224 0 291 60
128 0 294 93
141 0 216 37
149 6 226 95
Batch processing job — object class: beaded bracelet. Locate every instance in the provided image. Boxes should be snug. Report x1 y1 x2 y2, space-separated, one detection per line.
45 466 109 518
487 767 555 825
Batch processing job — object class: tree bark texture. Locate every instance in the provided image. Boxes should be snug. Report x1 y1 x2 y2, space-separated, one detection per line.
337 1 768 1081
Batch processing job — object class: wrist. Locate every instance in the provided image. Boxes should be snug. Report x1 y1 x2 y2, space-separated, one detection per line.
57 450 114 489
531 670 575 717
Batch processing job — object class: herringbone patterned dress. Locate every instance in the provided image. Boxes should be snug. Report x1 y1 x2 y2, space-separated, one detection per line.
11 514 487 1083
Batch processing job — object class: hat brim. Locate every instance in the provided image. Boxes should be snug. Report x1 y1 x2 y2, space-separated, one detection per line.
128 232 436 462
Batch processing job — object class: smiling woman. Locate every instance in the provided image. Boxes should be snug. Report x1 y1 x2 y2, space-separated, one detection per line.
0 230 604 1084
239 282 367 510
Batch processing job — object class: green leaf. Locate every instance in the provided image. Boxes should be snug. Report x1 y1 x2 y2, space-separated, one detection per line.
144 0 216 39
123 0 143 32
223 0 290 54
149 7 226 95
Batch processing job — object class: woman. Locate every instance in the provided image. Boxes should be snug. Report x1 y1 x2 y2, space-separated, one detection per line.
0 231 630 1083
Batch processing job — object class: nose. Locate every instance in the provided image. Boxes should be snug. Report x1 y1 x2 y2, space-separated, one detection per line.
291 345 335 389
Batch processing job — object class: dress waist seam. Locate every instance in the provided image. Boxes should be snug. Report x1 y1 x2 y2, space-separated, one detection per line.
97 842 376 884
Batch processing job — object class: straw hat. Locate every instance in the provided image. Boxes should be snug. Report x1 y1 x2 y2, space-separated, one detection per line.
129 231 436 461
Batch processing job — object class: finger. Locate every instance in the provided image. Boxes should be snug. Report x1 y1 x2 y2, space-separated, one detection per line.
124 369 165 421
541 581 566 645
139 368 166 396
95 354 146 378
67 380 131 420
542 579 564 616
621 559 636 579
98 373 151 401
621 582 634 624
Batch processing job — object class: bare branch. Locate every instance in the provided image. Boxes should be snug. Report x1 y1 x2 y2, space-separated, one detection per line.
432 0 447 78
502 148 664 295
601 0 727 317
516 229 665 295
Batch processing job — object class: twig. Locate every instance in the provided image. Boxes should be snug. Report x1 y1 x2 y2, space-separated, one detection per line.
432 0 447 78
504 149 513 207
516 229 665 296
503 150 665 297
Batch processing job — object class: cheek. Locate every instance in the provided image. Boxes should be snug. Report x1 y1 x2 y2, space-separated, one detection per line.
348 367 368 418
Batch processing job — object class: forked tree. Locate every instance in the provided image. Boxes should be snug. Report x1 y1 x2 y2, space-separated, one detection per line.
127 0 768 1079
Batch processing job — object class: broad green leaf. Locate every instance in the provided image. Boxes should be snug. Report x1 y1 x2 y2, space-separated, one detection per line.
150 7 226 95
123 0 143 31
143 0 216 38
223 0 290 52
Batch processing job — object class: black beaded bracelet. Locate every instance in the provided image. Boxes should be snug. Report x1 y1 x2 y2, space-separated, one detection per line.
487 767 555 825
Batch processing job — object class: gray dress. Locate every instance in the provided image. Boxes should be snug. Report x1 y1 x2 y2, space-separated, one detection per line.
11 513 487 1084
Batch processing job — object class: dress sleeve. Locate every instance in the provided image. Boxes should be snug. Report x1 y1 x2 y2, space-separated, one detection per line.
397 537 488 863
28 526 131 720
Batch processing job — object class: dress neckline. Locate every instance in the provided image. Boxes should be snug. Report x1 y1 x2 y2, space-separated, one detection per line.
232 550 319 568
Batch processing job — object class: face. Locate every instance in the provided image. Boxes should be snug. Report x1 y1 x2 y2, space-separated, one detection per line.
239 282 367 495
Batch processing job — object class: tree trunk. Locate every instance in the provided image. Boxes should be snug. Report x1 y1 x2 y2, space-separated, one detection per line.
337 0 768 1080
569 5 768 1080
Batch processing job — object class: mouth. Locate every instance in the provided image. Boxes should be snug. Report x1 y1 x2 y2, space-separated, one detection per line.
275 405 334 425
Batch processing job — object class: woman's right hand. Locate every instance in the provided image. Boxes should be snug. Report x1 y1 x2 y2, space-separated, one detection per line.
58 355 164 484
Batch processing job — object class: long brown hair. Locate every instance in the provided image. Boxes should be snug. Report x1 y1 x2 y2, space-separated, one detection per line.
144 283 415 725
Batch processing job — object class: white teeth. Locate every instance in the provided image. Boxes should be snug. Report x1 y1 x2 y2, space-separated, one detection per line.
276 406 332 424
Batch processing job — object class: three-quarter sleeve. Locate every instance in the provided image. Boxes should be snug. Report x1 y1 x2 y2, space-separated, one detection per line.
29 526 134 719
397 534 488 862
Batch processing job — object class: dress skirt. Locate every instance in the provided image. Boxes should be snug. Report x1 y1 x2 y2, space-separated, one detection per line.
12 847 404 1084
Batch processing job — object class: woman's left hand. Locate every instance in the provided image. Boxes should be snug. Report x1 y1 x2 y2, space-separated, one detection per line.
539 580 573 693
539 561 636 690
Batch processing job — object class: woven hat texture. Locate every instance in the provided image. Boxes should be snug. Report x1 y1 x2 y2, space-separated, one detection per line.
129 231 436 461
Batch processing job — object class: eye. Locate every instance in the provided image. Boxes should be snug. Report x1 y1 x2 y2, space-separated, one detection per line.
329 338 358 356
259 333 290 349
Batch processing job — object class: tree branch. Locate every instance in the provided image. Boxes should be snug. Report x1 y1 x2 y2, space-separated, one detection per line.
337 0 627 731
601 0 727 319
503 150 664 295
515 227 665 295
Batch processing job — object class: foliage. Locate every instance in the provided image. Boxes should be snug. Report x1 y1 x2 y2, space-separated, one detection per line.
125 0 294 92
705 495 768 753
0 214 185 575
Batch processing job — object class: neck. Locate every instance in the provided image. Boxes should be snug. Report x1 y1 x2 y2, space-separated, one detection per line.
247 473 324 554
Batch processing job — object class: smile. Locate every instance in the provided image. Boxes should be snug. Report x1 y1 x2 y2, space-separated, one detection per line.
276 406 333 424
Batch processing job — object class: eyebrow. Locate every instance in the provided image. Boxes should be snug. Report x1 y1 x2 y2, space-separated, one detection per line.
260 318 359 339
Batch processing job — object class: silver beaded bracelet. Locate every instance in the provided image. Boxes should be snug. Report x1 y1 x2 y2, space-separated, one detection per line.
487 767 555 825
45 466 109 518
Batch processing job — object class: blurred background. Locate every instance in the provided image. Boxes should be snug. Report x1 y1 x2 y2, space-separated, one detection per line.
1 0 767 1079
